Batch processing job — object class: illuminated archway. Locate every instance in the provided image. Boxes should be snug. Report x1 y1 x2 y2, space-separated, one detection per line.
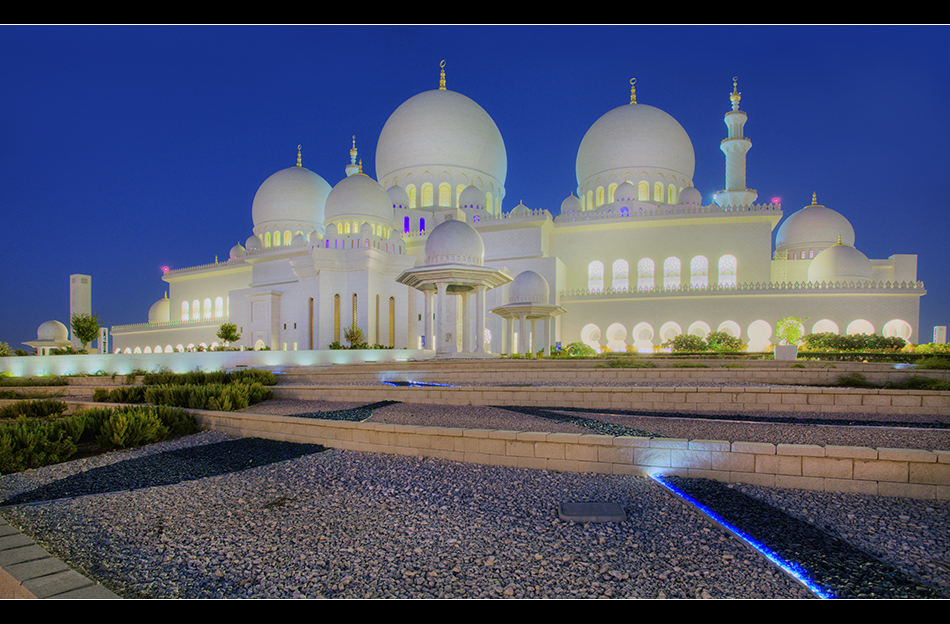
847 319 875 335
580 323 602 352
606 322 628 352
883 319 912 340
747 320 772 352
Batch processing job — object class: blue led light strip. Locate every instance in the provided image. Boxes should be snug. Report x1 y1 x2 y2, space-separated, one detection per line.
650 474 835 599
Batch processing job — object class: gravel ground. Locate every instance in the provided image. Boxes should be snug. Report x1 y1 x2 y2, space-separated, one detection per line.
1 399 948 599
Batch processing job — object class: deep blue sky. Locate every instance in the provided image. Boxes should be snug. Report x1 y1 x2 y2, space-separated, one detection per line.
2 25 947 349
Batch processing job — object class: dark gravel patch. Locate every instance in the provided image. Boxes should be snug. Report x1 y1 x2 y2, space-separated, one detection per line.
657 476 948 599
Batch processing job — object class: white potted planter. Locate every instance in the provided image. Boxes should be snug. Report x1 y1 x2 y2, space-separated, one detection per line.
774 344 799 360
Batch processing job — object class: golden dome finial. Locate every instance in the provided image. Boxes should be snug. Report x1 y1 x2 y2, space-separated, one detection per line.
439 60 446 90
812 192 818 205
731 76 741 105
836 234 842 245
296 144 302 168
629 78 637 104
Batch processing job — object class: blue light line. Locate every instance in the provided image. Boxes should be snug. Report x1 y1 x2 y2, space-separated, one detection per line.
650 474 835 599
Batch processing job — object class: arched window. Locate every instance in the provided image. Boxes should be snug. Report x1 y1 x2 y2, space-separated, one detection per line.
612 259 629 292
455 184 466 207
419 217 426 233
404 216 410 234
422 183 434 207
407 184 417 209
264 231 271 248
637 258 654 290
586 190 594 211
284 230 292 245
273 230 281 247
654 182 664 203
203 298 212 320
192 300 200 319
718 255 738 287
668 184 677 204
596 186 605 207
214 296 224 319
607 182 618 204
690 256 708 288
663 257 681 289
438 182 451 207
588 261 604 292
638 181 649 201
181 301 190 322
486 191 494 215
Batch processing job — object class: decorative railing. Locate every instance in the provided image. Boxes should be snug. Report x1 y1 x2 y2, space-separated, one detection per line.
560 279 926 299
111 318 226 332
553 202 781 224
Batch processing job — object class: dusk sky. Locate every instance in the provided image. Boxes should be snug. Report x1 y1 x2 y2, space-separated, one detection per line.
2 25 947 350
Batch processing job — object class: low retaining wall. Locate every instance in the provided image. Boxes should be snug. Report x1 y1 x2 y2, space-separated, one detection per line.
271 384 950 416
193 409 950 501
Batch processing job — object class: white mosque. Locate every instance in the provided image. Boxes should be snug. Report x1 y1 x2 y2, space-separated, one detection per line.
107 68 924 357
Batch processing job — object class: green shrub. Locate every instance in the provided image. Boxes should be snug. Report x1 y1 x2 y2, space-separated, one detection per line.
96 408 169 450
705 331 744 352
802 332 906 352
561 342 596 357
915 357 950 370
598 358 656 368
93 386 147 403
663 334 707 352
0 399 68 420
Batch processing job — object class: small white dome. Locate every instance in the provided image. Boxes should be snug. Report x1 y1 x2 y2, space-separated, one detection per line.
459 184 484 209
229 242 245 260
807 242 873 283
509 270 550 304
245 234 263 250
614 181 638 201
678 186 702 206
560 194 582 214
387 184 410 210
776 197 855 252
424 218 484 266
148 298 171 324
252 165 332 231
37 320 68 342
325 173 395 228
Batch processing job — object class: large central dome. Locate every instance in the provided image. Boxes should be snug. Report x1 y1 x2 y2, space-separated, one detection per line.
576 102 695 200
375 88 507 206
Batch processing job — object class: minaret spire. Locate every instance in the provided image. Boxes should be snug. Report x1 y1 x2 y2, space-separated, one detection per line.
715 77 758 209
629 78 637 104
296 144 302 167
345 136 360 177
439 60 446 90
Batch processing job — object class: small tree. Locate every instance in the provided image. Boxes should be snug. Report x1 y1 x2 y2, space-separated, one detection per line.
775 316 808 346
344 325 367 349
216 323 240 347
70 313 101 351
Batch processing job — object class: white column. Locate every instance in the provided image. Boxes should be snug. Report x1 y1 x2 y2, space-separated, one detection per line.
436 282 447 354
462 290 472 353
506 316 514 355
474 285 486 353
424 288 434 350
519 314 528 355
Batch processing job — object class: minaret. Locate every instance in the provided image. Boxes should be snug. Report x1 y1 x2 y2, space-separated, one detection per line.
715 77 758 209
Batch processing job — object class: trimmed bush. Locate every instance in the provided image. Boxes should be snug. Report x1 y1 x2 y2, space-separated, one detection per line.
0 399 68 420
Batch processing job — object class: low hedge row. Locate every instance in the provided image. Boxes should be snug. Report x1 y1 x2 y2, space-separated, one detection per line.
93 382 272 411
0 403 198 474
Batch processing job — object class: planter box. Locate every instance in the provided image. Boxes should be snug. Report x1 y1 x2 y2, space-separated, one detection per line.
774 344 799 360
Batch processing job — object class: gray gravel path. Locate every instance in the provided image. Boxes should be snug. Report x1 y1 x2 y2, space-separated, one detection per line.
1 399 948 599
